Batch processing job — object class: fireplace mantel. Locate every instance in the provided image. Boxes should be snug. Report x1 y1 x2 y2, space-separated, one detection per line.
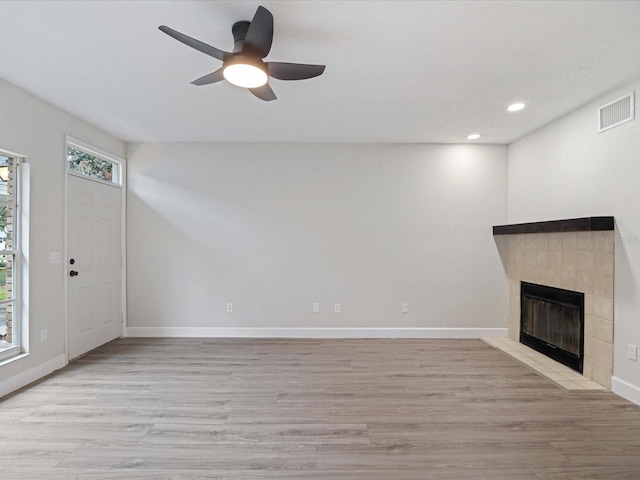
493 216 614 235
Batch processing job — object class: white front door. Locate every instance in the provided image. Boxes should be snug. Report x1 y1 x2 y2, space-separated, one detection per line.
67 174 123 359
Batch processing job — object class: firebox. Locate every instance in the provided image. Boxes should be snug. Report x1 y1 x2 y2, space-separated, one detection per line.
520 282 584 373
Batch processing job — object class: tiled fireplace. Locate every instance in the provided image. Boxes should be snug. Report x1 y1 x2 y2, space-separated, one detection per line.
494 217 614 388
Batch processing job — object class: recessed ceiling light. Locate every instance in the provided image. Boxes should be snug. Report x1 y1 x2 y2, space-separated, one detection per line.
507 102 526 112
466 133 481 140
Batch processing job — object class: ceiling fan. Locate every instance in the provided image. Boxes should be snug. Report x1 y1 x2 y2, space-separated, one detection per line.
159 6 325 101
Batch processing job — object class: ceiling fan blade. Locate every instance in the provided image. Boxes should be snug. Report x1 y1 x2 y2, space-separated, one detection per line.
249 84 277 101
267 62 326 80
242 6 273 58
191 68 225 86
159 26 230 61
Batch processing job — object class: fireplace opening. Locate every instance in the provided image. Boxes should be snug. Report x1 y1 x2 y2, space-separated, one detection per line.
520 282 584 373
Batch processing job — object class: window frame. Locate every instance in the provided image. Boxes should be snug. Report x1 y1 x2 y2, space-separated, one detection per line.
0 149 24 363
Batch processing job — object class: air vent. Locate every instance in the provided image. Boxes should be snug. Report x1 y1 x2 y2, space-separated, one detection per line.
599 92 634 133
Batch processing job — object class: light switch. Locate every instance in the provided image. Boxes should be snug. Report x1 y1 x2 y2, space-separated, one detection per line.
50 251 61 264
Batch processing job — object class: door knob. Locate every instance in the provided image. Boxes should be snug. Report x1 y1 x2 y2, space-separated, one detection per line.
69 270 79 277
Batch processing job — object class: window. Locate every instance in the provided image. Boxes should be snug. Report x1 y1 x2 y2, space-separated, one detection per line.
0 152 23 361
67 143 121 185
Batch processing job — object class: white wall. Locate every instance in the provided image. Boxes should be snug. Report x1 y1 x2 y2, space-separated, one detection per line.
0 77 125 387
127 142 507 335
508 78 640 401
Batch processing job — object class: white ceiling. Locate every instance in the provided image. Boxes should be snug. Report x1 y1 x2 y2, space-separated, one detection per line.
1 0 640 144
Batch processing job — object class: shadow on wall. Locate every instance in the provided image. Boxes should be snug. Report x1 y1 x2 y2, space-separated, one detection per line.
494 234 508 277
612 218 639 325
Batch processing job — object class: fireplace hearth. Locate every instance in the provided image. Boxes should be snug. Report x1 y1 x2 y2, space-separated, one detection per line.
520 282 584 373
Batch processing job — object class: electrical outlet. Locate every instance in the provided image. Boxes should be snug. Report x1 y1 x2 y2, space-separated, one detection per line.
40 329 48 341
334 303 341 314
402 303 409 313
226 303 233 313
629 344 638 361
312 303 320 313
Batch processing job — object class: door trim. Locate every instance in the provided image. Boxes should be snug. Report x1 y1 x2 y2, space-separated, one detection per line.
64 135 127 362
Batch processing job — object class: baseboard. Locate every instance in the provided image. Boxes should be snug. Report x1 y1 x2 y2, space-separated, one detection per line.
126 327 508 339
612 376 640 406
0 354 67 398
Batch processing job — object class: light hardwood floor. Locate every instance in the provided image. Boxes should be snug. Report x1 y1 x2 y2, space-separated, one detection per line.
1 338 640 479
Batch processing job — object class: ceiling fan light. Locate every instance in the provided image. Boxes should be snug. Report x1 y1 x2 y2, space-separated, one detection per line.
223 63 268 88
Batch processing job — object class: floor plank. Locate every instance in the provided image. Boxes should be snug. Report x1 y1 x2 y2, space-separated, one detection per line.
139 423 370 445
58 444 315 470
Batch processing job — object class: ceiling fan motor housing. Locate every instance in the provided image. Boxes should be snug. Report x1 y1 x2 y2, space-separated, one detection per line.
231 21 251 53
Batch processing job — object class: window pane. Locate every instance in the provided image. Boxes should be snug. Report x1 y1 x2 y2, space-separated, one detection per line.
0 155 12 250
67 146 118 183
0 253 12 302
0 303 11 348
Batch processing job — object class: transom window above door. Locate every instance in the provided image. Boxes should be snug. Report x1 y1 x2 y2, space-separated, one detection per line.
67 143 122 185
